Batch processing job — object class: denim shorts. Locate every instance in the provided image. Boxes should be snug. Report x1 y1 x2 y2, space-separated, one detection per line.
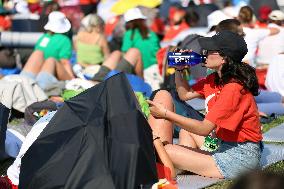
20 71 58 90
212 141 262 179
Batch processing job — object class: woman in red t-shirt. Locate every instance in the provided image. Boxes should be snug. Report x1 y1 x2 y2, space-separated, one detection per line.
147 31 262 179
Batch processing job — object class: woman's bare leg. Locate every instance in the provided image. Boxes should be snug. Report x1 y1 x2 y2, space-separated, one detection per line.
165 144 223 178
123 48 143 78
148 90 174 144
91 51 122 82
179 129 205 148
40 58 73 80
102 50 122 70
60 59 75 79
22 50 44 75
39 58 56 75
55 60 75 80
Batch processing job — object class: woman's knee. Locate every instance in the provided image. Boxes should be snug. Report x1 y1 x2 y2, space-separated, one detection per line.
126 48 141 56
124 48 141 62
152 90 173 109
32 50 44 59
106 50 122 62
40 58 57 73
25 50 44 65
164 144 176 157
44 57 57 64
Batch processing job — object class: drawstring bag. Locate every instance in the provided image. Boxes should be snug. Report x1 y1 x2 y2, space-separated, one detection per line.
24 101 57 126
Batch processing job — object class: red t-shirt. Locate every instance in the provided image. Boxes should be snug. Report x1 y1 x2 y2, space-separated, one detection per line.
162 21 189 42
192 74 262 143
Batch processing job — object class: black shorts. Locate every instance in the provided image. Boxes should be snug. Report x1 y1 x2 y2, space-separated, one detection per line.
115 57 135 74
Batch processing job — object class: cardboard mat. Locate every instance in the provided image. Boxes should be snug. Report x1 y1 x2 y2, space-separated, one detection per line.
177 144 284 189
263 123 284 143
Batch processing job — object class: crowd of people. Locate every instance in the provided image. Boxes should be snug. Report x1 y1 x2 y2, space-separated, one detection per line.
1 0 284 188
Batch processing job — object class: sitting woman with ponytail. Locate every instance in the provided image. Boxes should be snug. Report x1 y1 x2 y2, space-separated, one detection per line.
147 31 262 179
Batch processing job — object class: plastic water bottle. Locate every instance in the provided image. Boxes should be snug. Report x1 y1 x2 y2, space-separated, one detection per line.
73 64 85 79
167 51 206 68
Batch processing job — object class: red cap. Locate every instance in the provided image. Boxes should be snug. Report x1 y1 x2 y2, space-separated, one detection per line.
259 5 272 20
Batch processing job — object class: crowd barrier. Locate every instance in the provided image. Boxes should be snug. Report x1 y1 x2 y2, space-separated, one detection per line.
0 32 43 48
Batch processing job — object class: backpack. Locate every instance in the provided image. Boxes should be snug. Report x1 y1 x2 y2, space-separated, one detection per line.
0 103 10 160
24 101 58 126
0 47 17 69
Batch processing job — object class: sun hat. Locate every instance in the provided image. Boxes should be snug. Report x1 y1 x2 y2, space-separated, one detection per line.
123 8 146 22
15 1 30 14
198 31 248 62
44 11 71 33
268 10 284 21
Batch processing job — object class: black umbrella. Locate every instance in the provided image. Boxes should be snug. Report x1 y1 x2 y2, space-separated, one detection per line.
0 103 10 160
19 73 157 189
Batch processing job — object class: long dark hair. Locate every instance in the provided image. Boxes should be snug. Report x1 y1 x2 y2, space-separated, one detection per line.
215 56 259 96
125 19 149 40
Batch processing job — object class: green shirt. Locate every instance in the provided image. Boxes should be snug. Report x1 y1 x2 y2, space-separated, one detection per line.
121 29 160 69
76 41 104 65
35 33 72 61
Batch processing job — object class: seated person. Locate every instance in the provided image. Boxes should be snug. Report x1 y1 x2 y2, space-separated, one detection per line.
74 14 110 68
0 93 176 188
147 31 262 179
20 11 75 91
92 48 143 82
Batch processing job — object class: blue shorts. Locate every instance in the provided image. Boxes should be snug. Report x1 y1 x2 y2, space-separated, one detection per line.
212 141 262 179
20 71 58 91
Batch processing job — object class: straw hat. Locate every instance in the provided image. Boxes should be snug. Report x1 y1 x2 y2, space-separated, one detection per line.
123 8 146 22
44 11 71 33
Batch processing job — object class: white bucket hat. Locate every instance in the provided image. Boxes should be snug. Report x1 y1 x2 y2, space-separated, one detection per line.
268 10 284 21
123 8 146 22
44 11 71 33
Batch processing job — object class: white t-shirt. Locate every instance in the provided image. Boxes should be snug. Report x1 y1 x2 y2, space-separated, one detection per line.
256 23 284 65
242 27 270 67
7 111 57 185
265 54 284 96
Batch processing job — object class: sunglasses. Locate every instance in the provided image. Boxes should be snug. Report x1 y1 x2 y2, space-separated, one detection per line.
202 50 221 56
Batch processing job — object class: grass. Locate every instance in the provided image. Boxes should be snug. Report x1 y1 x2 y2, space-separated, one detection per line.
262 115 284 133
205 115 284 189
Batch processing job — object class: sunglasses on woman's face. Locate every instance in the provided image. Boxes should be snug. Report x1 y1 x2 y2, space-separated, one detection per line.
202 50 220 56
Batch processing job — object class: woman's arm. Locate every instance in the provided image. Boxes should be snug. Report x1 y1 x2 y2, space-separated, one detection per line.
73 34 78 52
175 71 202 101
101 36 110 58
268 27 280 36
147 100 215 136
